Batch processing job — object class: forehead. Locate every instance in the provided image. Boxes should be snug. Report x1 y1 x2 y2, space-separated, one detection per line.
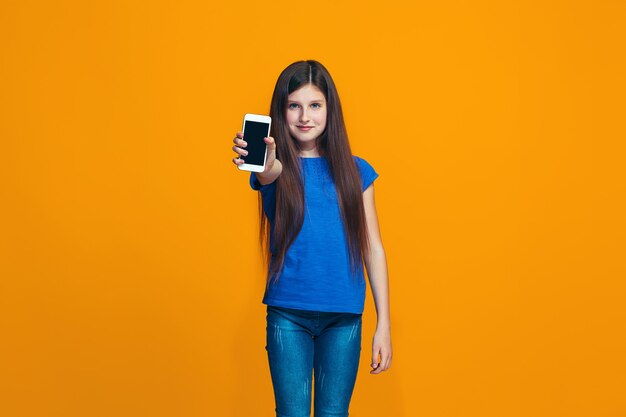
287 84 326 102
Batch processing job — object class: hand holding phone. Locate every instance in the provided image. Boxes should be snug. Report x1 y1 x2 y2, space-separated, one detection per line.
234 114 272 172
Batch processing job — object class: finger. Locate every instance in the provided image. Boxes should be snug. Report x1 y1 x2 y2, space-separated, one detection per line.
264 136 275 148
378 350 389 370
370 363 384 374
232 145 248 156
232 157 244 165
381 353 391 371
236 131 243 138
233 137 247 147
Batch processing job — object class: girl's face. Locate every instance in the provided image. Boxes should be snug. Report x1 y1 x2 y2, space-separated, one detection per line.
286 83 327 151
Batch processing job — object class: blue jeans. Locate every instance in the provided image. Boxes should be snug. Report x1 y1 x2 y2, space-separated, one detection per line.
265 305 362 417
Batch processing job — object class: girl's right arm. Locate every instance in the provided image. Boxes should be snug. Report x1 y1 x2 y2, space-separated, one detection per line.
232 131 282 185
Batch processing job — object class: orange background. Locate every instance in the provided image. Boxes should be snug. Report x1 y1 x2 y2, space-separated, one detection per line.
1 1 625 416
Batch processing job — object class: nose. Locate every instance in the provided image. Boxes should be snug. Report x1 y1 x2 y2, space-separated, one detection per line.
299 108 310 123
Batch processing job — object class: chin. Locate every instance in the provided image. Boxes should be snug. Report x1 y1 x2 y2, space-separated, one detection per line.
291 131 317 141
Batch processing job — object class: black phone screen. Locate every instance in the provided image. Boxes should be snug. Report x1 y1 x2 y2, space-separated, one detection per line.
243 120 269 166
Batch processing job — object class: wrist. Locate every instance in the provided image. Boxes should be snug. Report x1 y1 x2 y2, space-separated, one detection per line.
376 320 391 331
257 160 281 184
262 159 281 175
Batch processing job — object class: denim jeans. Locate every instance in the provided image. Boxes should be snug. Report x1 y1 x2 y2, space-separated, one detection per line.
265 305 362 417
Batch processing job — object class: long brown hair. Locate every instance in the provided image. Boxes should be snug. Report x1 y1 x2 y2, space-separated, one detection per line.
260 60 370 286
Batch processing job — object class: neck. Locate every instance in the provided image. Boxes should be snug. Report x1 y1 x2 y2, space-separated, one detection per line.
298 146 320 158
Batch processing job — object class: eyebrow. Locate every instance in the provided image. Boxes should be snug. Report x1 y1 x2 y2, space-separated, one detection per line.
287 99 325 103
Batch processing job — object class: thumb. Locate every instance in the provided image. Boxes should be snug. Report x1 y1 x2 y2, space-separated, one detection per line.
265 137 276 162
371 349 380 368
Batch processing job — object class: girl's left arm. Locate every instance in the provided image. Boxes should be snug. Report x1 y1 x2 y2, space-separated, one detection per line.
363 183 392 374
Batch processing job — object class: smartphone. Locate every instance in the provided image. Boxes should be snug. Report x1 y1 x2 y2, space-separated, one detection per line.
237 113 271 172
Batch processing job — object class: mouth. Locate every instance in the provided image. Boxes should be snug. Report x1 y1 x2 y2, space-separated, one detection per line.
296 126 314 130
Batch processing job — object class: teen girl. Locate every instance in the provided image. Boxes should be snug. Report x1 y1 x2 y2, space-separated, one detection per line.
231 60 392 417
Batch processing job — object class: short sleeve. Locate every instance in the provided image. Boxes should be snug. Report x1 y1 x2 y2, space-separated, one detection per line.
354 156 379 192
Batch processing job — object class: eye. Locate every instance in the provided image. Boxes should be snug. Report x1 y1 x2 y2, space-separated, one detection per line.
288 103 300 109
311 103 322 109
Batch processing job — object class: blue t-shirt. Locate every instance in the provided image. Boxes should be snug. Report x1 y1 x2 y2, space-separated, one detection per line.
249 155 378 314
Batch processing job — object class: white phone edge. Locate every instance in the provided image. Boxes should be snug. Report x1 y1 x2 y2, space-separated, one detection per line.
237 113 271 172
